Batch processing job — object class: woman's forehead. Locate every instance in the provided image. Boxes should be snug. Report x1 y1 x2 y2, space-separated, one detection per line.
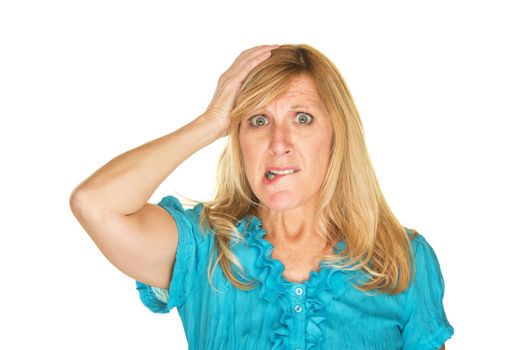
264 76 325 108
283 74 320 94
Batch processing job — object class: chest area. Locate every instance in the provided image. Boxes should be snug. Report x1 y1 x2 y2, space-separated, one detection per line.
270 247 326 283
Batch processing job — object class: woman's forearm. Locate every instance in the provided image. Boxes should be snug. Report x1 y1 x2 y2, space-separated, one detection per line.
71 45 278 220
70 112 224 218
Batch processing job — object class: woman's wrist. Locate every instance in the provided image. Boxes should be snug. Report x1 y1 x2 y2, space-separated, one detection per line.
196 111 231 139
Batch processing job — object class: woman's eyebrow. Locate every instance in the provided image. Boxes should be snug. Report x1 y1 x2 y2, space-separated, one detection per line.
290 103 322 110
248 102 323 116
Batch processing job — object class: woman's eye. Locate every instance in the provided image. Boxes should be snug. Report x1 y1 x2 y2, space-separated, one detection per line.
248 115 268 127
295 112 313 124
247 113 313 127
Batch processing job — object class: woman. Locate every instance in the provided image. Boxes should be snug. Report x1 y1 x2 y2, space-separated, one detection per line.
70 44 454 349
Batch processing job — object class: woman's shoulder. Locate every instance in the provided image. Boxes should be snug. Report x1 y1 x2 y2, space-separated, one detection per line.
402 227 446 289
158 194 204 218
156 194 212 243
402 227 446 282
404 227 431 252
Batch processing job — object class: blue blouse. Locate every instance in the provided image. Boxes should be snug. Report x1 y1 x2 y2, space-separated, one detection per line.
135 195 454 350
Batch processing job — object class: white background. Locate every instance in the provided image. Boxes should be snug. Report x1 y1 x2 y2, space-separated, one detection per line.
1 1 523 349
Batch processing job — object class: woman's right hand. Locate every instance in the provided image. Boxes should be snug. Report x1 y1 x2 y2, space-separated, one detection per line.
203 44 279 138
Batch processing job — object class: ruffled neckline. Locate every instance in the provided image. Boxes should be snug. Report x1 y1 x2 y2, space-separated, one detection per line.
233 213 356 350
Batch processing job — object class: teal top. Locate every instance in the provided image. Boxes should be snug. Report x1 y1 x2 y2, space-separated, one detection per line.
135 195 454 350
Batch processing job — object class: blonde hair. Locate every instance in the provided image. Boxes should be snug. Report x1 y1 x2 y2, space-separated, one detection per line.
193 44 417 295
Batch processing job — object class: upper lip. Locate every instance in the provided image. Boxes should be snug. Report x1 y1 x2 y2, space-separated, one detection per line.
264 166 301 173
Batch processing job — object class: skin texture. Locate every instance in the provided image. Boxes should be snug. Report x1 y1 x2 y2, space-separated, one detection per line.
238 74 333 250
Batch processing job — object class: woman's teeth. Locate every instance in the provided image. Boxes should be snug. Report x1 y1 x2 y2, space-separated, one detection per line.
264 169 297 180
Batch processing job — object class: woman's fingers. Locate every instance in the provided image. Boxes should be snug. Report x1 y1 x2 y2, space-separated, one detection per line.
220 45 278 86
230 47 277 84
205 44 279 133
234 44 279 66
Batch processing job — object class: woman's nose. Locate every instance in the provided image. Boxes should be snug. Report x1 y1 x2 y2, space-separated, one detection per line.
268 125 292 156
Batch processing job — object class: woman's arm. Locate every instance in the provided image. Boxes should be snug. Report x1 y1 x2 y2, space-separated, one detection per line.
69 115 226 287
69 45 278 288
70 113 223 217
70 44 277 218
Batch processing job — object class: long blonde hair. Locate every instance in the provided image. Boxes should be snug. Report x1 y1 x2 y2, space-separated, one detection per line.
193 44 417 295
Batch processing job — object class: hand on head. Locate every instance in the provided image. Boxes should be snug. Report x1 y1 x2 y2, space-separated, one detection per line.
205 45 279 138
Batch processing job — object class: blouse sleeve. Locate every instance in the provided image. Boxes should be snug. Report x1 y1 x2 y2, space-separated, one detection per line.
134 195 210 313
401 233 454 350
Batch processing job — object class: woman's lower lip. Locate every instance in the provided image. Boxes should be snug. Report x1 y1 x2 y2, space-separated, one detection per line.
262 173 296 184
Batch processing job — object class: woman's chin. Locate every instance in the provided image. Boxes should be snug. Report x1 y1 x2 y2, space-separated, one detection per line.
260 192 301 211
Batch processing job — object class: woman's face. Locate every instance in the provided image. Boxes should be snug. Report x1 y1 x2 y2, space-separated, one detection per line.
239 75 333 212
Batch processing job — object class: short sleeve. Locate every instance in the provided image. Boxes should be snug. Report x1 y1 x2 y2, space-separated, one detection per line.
401 234 454 350
135 195 209 313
